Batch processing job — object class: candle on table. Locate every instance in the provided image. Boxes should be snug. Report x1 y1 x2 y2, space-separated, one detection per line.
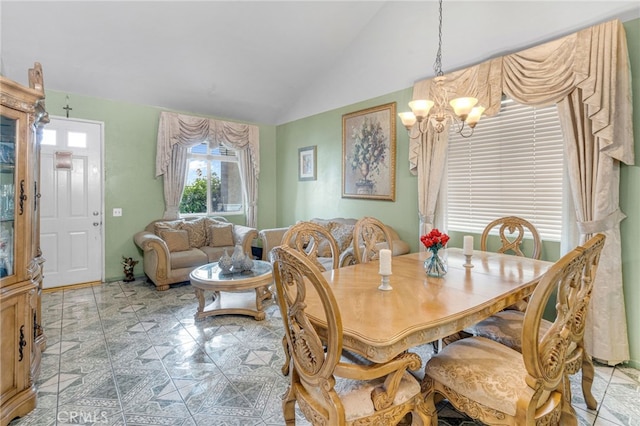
379 249 392 275
463 236 474 255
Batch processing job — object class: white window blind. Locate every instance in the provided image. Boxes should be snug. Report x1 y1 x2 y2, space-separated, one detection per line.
446 98 564 241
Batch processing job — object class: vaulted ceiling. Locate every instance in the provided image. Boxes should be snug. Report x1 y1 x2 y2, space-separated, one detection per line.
1 1 638 125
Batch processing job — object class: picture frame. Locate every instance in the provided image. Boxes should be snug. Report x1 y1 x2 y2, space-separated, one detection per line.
342 102 396 201
298 145 317 181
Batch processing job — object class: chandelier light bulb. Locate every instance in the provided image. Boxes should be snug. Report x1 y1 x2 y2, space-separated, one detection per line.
449 97 478 120
398 112 418 129
466 106 485 128
408 100 434 121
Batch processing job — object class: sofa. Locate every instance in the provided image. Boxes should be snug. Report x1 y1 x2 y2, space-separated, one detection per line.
134 216 258 291
258 217 410 270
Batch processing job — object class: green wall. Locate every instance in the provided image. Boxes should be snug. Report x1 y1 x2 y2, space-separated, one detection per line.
619 17 640 369
43 92 277 283
275 89 419 250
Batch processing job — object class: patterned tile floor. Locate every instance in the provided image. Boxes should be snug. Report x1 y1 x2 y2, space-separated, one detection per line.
9 279 640 425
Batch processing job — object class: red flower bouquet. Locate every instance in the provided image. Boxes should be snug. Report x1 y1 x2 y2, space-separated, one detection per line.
420 229 450 252
420 229 449 277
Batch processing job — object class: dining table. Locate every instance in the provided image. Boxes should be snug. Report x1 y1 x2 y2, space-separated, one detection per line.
304 248 552 364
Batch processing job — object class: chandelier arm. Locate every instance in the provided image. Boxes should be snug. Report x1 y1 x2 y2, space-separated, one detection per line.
407 120 429 139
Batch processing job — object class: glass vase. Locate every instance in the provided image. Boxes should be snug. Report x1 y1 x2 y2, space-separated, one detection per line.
424 248 448 277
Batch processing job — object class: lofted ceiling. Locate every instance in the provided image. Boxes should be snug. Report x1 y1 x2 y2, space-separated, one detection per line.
1 1 639 125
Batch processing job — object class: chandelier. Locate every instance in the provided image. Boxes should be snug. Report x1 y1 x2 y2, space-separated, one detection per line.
398 0 484 139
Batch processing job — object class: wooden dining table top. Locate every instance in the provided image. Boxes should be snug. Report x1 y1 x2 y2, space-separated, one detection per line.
305 248 552 363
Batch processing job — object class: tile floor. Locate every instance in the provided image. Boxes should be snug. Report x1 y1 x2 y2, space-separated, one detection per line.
9 278 640 426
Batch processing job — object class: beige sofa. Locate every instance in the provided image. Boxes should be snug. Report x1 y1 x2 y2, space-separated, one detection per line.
258 217 409 270
134 216 258 291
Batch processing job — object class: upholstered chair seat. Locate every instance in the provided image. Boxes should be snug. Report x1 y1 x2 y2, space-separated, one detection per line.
425 336 553 417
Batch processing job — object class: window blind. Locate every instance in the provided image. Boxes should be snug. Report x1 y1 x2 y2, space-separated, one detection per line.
446 98 564 241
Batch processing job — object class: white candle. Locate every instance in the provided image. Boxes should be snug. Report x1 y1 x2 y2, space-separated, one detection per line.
379 249 392 275
463 236 474 255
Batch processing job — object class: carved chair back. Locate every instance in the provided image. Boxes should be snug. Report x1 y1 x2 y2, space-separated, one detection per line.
352 217 393 264
481 216 542 259
282 221 340 271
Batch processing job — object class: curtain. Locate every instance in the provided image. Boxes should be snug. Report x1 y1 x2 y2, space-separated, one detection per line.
156 111 260 227
408 125 449 245
409 19 633 364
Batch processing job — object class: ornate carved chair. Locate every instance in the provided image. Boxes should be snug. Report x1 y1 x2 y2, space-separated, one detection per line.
271 245 428 425
467 233 606 411
421 239 592 425
352 217 394 264
282 221 341 271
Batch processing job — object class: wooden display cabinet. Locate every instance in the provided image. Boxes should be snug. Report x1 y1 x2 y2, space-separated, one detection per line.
0 63 48 426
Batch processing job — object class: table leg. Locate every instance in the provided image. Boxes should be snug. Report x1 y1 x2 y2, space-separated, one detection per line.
194 288 205 321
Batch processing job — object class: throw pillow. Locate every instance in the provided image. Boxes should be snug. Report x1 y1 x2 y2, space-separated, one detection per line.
154 219 184 237
313 221 336 257
179 218 207 248
329 222 355 253
207 223 235 247
159 229 190 252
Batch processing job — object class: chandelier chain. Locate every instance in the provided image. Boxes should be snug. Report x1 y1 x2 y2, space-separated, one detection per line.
434 0 444 77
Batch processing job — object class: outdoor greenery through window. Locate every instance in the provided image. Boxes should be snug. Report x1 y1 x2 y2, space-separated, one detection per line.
180 143 243 215
446 98 564 241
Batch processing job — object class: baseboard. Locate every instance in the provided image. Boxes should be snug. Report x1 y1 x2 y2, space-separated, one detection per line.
42 280 102 293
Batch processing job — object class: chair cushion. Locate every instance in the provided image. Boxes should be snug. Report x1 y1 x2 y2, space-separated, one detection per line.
179 218 207 248
425 336 549 417
159 229 190 252
468 310 527 351
206 222 235 247
333 371 420 421
470 310 576 354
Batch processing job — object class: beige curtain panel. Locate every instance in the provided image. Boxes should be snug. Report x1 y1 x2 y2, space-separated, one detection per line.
409 19 634 364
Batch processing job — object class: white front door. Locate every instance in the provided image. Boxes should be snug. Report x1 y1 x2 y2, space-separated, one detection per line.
40 117 103 288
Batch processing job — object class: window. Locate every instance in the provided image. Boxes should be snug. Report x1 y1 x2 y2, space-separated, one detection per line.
180 142 243 215
446 98 564 241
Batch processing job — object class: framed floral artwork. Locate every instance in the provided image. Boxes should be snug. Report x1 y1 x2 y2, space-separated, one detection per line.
342 102 396 201
298 145 317 181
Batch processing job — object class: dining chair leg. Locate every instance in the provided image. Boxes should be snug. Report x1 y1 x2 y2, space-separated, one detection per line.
561 375 579 426
581 353 597 409
282 383 296 426
281 335 291 376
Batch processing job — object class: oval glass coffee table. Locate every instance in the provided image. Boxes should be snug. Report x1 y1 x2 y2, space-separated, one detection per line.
190 260 273 321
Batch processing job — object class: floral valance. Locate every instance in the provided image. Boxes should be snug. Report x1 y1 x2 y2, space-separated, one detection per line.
410 19 634 172
155 111 260 177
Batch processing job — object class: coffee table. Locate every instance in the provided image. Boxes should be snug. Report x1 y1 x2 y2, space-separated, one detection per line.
189 260 273 321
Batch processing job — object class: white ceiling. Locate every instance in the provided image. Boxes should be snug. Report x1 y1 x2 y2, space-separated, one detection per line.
1 1 639 125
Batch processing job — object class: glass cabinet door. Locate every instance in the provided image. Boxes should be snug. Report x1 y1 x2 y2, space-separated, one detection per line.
0 115 16 278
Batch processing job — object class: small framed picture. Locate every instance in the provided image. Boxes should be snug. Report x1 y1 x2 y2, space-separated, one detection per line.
298 145 317 181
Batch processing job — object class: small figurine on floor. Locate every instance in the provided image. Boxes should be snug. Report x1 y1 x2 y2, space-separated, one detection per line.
122 256 138 282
